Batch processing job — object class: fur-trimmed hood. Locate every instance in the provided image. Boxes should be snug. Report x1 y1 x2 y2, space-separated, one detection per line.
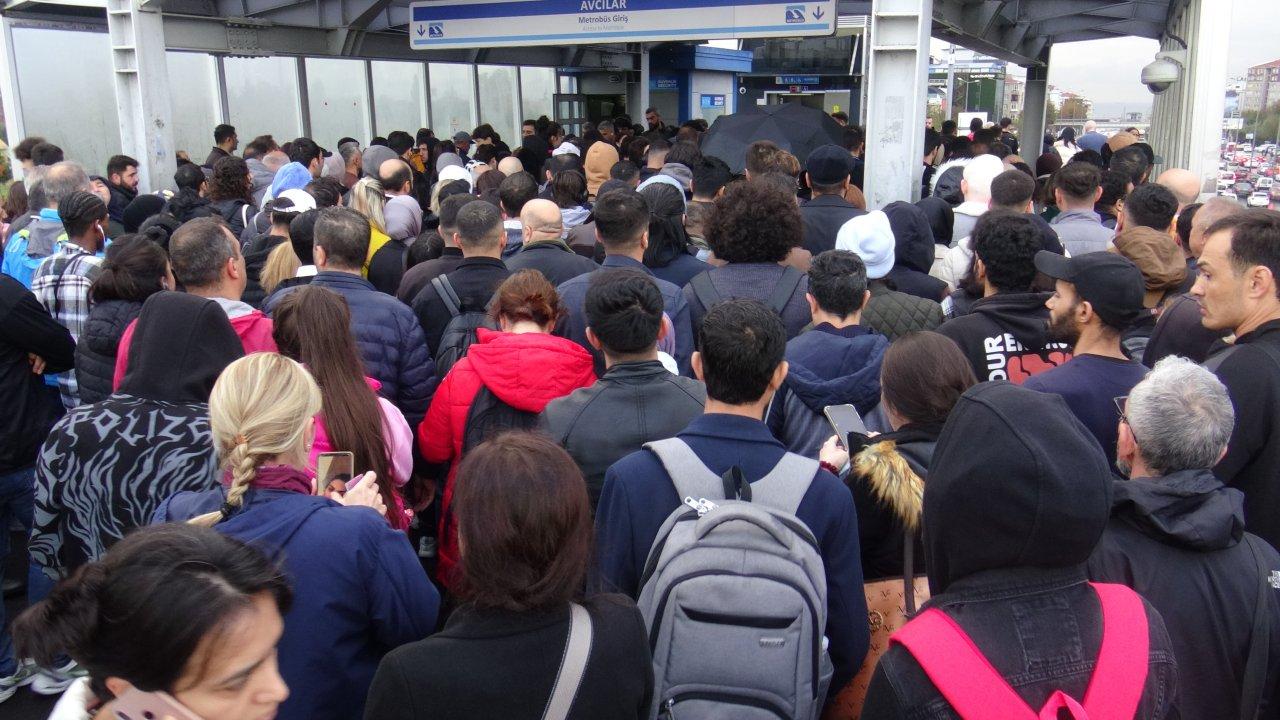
854 438 927 530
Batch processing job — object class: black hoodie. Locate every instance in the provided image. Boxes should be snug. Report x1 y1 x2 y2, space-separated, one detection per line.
30 293 245 575
883 201 948 302
862 382 1179 719
1089 470 1280 720
936 290 1071 383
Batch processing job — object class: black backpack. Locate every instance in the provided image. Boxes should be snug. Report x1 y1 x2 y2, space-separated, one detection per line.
462 385 538 453
431 274 496 376
688 265 804 315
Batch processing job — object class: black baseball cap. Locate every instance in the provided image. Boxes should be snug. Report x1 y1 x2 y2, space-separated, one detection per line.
1034 250 1145 329
805 144 853 186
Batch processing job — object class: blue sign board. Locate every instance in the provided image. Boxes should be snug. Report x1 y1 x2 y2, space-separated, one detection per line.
409 0 837 49
700 94 726 108
776 75 821 85
651 76 680 91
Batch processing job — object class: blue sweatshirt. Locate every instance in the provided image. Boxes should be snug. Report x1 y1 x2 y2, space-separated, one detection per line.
594 413 870 690
154 488 440 720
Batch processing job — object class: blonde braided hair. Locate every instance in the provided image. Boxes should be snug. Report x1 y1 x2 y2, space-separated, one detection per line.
190 353 322 527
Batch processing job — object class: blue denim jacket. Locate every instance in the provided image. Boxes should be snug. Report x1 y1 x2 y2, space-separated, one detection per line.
861 566 1180 719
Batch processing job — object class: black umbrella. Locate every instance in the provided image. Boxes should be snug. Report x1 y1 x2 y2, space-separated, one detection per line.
700 102 847 173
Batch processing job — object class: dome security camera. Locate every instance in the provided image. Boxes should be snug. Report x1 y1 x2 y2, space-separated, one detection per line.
1142 51 1186 95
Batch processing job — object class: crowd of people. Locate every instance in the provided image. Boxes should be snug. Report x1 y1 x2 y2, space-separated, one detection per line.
0 104 1277 720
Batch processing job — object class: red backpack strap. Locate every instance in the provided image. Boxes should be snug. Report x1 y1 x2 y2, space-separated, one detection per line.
891 609 1038 720
1082 582 1150 719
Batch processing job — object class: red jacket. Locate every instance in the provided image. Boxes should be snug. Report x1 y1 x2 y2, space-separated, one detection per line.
418 328 595 587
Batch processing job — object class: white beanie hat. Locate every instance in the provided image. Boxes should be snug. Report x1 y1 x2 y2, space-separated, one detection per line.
836 211 896 279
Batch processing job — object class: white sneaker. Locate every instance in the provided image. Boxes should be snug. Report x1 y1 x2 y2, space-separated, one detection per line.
0 659 39 703
30 660 84 696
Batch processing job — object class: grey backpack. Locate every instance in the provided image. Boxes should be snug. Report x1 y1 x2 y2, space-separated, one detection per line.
638 438 833 720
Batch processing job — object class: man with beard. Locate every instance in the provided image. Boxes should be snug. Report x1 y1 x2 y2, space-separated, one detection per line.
1023 251 1150 470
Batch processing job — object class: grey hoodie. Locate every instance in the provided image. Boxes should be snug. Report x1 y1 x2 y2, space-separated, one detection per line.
246 157 277 208
25 216 66 257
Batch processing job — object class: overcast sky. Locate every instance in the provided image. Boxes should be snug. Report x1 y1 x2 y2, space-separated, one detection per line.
1027 0 1273 117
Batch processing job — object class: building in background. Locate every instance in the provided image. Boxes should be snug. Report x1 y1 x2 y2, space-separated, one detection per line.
1242 59 1280 113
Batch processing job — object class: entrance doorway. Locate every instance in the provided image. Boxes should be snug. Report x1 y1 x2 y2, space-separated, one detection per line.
765 91 824 111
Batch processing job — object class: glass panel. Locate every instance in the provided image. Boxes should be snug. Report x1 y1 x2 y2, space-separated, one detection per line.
477 65 519 145
305 58 369 149
224 56 302 145
372 61 426 138
520 66 556 123
166 52 219 165
429 63 476 137
12 28 121 180
742 36 855 76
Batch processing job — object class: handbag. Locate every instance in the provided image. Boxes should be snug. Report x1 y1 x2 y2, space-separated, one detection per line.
541 602 593 720
823 531 930 720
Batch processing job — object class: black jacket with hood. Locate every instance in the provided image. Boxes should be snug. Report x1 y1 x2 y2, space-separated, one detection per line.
29 292 244 576
1089 470 1280 720
767 324 888 459
74 298 142 405
936 291 1071 384
0 274 74 475
849 424 936 581
862 382 1179 719
242 233 287 309
883 201 948 302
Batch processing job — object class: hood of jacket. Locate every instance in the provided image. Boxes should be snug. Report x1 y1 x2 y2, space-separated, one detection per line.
854 437 927 530
915 195 954 246
82 299 142 358
924 381 1113 594
119 291 245 403
166 189 212 222
246 157 277 195
466 328 596 413
26 215 66 257
560 205 592 228
884 201 936 273
785 328 888 415
969 291 1054 350
585 142 619 197
1112 225 1187 303
269 162 313 199
931 159 969 205
1112 469 1245 551
384 194 424 240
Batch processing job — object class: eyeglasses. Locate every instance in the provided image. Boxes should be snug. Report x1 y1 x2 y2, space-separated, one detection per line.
1113 396 1129 424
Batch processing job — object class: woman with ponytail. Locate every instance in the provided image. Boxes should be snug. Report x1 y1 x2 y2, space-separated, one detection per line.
271 285 414 530
638 180 708 288
74 234 172 404
14 524 291 720
155 353 440 720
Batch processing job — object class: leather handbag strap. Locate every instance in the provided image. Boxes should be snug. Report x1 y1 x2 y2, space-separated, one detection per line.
541 603 593 720
1240 535 1272 720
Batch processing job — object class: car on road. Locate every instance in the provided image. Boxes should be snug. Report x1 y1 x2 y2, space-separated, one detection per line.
1260 176 1275 190
1236 182 1255 198
1249 191 1272 208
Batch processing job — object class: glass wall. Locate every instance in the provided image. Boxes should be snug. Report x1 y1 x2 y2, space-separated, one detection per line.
477 65 519 144
224 56 302 144
429 63 476 137
305 58 369 149
12 27 121 178
371 61 426 138
166 52 220 162
520 66 556 124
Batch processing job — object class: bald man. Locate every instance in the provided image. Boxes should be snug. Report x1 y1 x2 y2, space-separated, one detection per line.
1143 195 1240 365
1157 168 1201 209
1078 120 1107 153
497 155 525 177
504 198 598 285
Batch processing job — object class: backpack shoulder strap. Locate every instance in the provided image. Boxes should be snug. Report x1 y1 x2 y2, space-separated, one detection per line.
767 266 805 314
431 275 462 318
688 271 722 312
749 452 818 515
1082 582 1150 719
644 438 724 503
541 602 593 720
1203 343 1243 374
891 609 1037 719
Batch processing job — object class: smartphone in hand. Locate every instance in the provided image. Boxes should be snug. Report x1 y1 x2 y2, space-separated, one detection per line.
110 687 204 720
823 404 867 448
316 451 354 495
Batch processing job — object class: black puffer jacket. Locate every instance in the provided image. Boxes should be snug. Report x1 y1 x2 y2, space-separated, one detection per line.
74 299 142 405
242 234 287 309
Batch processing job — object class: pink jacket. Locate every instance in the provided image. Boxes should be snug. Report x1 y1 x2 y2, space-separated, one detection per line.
308 377 413 488
113 310 277 391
